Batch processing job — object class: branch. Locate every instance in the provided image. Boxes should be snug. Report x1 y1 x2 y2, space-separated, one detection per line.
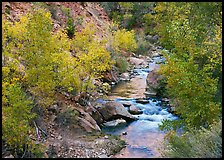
33 121 40 141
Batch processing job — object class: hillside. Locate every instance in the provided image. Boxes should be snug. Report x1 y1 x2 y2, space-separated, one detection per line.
2 2 128 158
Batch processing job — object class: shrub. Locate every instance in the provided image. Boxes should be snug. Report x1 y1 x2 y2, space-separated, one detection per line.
46 3 58 20
160 120 222 158
115 56 129 73
135 31 153 55
55 106 80 126
111 28 137 52
2 83 44 157
66 17 75 39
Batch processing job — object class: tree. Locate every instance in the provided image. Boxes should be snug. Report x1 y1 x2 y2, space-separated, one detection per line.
151 2 222 157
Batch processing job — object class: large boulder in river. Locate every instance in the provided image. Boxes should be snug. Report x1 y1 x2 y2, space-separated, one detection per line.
96 101 137 122
146 69 164 96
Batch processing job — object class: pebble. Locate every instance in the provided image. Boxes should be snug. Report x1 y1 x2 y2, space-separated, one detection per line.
58 135 62 140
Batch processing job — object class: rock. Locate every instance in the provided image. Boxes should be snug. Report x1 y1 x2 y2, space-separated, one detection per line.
157 46 163 50
78 117 100 133
48 104 59 114
128 104 143 115
144 92 157 98
121 102 132 107
98 154 108 158
73 105 101 133
152 34 159 43
96 101 137 122
58 135 62 140
136 98 150 104
103 119 126 127
104 135 108 139
162 98 169 103
102 69 119 83
151 51 161 57
145 34 159 44
146 69 164 95
167 106 176 114
4 155 14 158
122 132 127 135
145 35 153 41
120 72 130 81
85 105 104 125
128 57 147 66
152 99 157 102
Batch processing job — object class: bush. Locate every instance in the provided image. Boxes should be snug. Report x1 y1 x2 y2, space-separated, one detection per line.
46 3 58 20
115 56 129 73
160 120 222 158
135 31 153 55
111 28 137 52
66 17 75 39
55 106 80 126
2 83 44 157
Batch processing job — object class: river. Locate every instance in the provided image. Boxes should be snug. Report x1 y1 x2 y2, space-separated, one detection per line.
102 56 178 158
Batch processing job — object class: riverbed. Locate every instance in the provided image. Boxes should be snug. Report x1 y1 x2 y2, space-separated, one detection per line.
102 56 178 158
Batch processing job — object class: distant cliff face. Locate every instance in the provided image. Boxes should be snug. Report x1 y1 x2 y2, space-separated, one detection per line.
2 2 111 38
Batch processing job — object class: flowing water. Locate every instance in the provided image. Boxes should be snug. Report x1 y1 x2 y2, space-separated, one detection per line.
102 56 178 158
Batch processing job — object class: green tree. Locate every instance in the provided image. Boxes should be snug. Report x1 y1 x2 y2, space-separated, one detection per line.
151 2 222 158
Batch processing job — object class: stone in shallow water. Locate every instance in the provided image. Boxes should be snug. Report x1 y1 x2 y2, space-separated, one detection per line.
121 102 132 107
103 119 126 127
128 105 143 115
97 101 137 121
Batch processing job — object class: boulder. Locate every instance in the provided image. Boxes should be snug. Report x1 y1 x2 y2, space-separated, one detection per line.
128 104 143 115
85 105 104 125
145 34 159 44
103 119 126 127
146 69 163 94
128 57 147 66
48 104 59 114
96 101 137 122
77 117 100 133
74 105 101 132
